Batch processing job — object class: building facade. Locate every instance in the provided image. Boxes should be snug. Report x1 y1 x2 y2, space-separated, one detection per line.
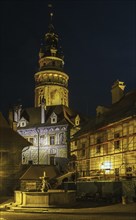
71 81 136 179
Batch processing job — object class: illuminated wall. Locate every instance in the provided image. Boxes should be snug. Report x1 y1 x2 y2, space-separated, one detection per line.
34 19 69 108
71 117 136 178
18 125 68 167
35 69 69 107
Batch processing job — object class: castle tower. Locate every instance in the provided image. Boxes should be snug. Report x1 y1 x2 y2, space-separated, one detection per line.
34 9 69 107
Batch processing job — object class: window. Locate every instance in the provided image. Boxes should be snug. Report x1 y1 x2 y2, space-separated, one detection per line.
126 167 132 173
114 133 120 138
21 122 25 127
51 112 57 124
50 156 55 165
96 145 101 153
114 140 120 149
52 118 56 123
20 120 26 127
50 149 56 154
75 115 80 126
97 137 102 144
114 132 120 149
59 133 66 144
40 135 45 146
50 135 55 145
81 143 85 156
115 168 119 176
126 167 132 178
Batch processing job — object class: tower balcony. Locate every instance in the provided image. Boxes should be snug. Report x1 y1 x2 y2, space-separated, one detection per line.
35 70 69 90
35 80 68 88
39 65 64 72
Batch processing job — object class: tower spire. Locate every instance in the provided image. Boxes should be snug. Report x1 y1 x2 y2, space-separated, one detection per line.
48 3 53 24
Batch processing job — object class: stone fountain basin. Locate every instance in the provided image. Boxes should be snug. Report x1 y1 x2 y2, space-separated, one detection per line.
14 190 76 207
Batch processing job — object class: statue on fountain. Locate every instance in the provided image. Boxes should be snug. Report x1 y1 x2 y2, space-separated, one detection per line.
39 171 51 192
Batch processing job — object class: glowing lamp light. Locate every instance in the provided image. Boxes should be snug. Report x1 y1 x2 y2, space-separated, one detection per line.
101 161 111 170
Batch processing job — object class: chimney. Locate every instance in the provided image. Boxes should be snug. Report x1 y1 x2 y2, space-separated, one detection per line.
41 96 46 124
111 80 126 104
13 104 22 122
14 106 18 122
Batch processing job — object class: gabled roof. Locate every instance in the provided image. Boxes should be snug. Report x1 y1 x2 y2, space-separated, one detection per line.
73 90 136 138
20 165 60 180
18 105 87 129
0 112 31 149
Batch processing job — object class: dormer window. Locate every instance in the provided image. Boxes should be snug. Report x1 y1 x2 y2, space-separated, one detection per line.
75 114 80 126
21 122 26 127
51 112 57 124
18 117 27 127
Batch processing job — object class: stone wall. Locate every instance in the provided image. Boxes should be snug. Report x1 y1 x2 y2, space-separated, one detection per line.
76 180 136 202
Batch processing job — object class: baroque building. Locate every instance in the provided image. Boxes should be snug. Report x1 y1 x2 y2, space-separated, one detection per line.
9 13 86 173
71 81 136 179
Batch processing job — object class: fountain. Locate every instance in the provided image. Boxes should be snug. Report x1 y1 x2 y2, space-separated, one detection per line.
14 171 76 207
39 171 50 192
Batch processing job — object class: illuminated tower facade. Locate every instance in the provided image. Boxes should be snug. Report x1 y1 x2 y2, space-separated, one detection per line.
34 14 69 108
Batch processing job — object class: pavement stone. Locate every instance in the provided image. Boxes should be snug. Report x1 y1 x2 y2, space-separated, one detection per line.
0 198 136 215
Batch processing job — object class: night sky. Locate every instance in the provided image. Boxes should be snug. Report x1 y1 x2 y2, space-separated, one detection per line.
0 0 136 118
